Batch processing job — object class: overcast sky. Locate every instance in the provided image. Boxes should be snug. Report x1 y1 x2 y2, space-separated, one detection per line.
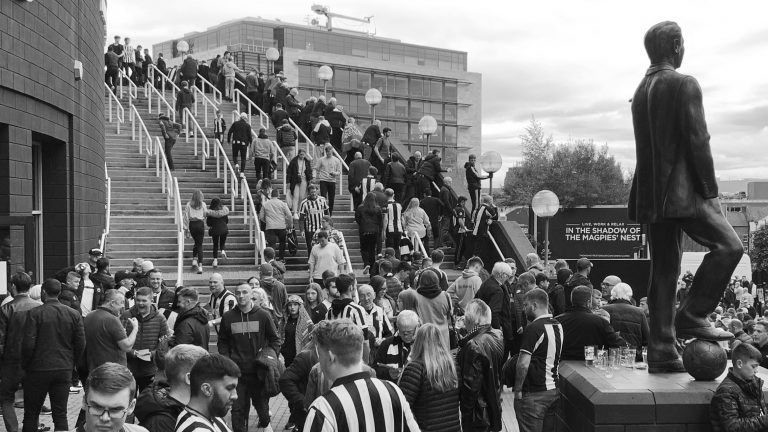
107 0 768 185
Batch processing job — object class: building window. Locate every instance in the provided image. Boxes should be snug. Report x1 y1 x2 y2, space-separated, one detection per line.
411 78 424 97
444 104 457 122
430 81 443 100
334 69 351 90
444 126 457 144
410 101 424 120
356 71 370 90
394 99 408 118
394 77 408 95
372 74 387 92
444 82 457 101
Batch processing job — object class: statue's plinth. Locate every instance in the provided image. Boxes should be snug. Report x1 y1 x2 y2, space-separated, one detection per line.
556 361 768 432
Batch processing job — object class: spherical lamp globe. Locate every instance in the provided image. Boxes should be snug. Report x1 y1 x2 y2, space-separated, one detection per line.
265 47 280 62
531 190 560 218
365 88 382 107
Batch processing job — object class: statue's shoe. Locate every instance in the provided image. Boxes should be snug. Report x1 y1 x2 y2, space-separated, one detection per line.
648 358 686 373
676 326 733 341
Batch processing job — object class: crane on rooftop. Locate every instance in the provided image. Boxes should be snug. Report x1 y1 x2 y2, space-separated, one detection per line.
311 4 374 33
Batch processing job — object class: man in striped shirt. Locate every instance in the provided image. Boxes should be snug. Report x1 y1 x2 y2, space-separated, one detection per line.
175 354 240 432
514 288 564 432
357 284 394 361
207 273 236 330
299 184 329 252
382 188 404 257
303 319 420 432
469 194 499 257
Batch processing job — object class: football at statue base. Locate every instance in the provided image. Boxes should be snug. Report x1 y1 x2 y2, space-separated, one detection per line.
682 339 728 381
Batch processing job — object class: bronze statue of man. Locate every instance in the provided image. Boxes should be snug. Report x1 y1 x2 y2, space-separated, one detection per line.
629 21 743 373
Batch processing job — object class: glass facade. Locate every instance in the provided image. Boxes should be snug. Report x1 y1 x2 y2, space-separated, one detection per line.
156 22 277 59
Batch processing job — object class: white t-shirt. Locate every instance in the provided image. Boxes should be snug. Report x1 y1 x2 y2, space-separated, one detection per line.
80 287 94 316
308 243 345 279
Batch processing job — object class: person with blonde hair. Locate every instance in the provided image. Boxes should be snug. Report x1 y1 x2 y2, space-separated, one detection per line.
398 323 460 431
183 190 207 273
402 198 431 253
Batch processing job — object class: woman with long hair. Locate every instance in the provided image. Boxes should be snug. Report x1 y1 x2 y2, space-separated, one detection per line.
370 275 396 319
280 295 313 368
402 198 431 255
304 283 327 324
184 190 207 273
206 197 230 269
355 192 383 274
398 323 460 431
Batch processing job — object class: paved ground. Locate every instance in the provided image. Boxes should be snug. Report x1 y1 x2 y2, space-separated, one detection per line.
15 386 520 431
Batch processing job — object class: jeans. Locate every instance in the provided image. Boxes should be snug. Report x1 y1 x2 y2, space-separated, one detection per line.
1 363 23 432
254 158 271 181
514 389 559 432
212 233 227 258
189 220 205 263
455 232 468 265
164 137 176 170
352 189 363 209
232 143 247 171
267 229 287 259
386 231 402 258
319 181 336 215
231 373 271 431
291 180 307 213
225 76 235 99
360 232 379 268
23 370 72 432
105 67 119 90
305 230 314 255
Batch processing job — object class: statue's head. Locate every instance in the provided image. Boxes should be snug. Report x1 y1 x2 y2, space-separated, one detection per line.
644 21 684 68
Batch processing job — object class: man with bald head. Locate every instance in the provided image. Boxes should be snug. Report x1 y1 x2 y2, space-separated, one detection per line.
207 273 236 329
630 21 743 372
348 150 371 208
601 275 622 303
555 286 625 360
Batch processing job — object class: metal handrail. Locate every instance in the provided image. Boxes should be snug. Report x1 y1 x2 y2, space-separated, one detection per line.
233 89 270 130
340 233 354 274
212 138 239 212
148 64 179 103
198 73 222 104
411 232 428 258
173 178 185 287
192 86 218 128
232 110 287 194
99 162 112 252
488 231 505 260
118 69 137 104
153 137 185 286
240 176 265 265
104 83 124 134
289 118 352 210
145 82 175 122
129 103 153 167
183 107 209 171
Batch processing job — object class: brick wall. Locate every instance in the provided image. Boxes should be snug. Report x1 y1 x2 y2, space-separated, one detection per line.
0 0 106 276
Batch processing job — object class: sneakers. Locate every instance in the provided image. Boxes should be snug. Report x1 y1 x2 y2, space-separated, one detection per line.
197 265 203 274
363 265 370 275
221 250 227 259
234 164 239 174
192 258 199 270
41 405 51 415
212 258 218 269
284 423 295 430
255 425 274 432
69 385 81 394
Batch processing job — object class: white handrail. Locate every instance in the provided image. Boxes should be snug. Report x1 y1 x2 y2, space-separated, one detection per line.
289 118 352 210
152 137 185 286
192 86 218 128
153 137 175 211
488 231 505 260
232 110 288 195
104 83 124 134
174 177 185 287
240 177 265 265
145 82 175 122
183 107 209 171
411 232 428 258
148 64 179 104
341 236 354 274
99 162 112 252
198 73 222 104
212 138 239 212
129 103 153 167
118 69 138 105
233 89 270 130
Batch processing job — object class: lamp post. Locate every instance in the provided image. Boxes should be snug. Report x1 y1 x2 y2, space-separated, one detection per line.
418 115 438 153
265 47 280 74
531 190 560 268
365 88 382 122
317 65 333 98
176 40 189 57
479 151 503 195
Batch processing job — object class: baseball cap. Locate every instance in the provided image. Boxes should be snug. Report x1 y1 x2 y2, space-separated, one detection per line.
89 248 103 256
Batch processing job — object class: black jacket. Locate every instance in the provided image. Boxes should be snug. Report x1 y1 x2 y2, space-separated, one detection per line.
276 124 297 149
287 155 313 190
464 161 486 189
278 348 318 410
218 305 280 374
227 119 253 145
563 272 593 308
710 370 768 432
134 380 185 432
475 277 515 340
556 306 626 360
179 57 198 80
603 299 649 354
22 298 85 372
175 88 194 111
311 123 332 144
457 325 505 432
362 124 382 146
418 153 446 181
271 109 289 129
356 205 383 234
311 100 327 119
0 294 41 364
172 305 210 350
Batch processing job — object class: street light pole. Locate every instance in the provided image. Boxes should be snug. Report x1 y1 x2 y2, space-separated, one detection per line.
317 65 334 99
418 115 437 155
265 47 280 75
365 88 382 123
531 190 560 269
480 151 502 195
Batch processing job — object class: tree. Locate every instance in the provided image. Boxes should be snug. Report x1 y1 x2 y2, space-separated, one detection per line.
502 118 630 207
750 226 768 272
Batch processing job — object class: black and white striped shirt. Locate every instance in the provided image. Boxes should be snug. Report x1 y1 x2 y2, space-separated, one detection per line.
361 176 376 199
471 204 498 236
175 407 232 432
363 304 393 340
519 314 563 392
326 299 369 334
208 289 236 319
384 200 403 233
303 372 420 432
299 196 329 232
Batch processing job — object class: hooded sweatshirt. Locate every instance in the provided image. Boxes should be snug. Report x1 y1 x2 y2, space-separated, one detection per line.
252 132 274 161
414 271 452 342
172 305 210 350
447 269 482 310
134 380 185 432
217 305 280 374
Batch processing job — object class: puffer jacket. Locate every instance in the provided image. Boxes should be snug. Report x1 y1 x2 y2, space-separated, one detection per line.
418 153 445 181
602 299 649 353
276 124 298 149
457 325 505 432
710 370 768 432
134 379 185 432
179 57 197 80
255 346 284 397
171 305 210 350
120 305 169 377
447 269 482 311
398 359 461 432
279 347 318 411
